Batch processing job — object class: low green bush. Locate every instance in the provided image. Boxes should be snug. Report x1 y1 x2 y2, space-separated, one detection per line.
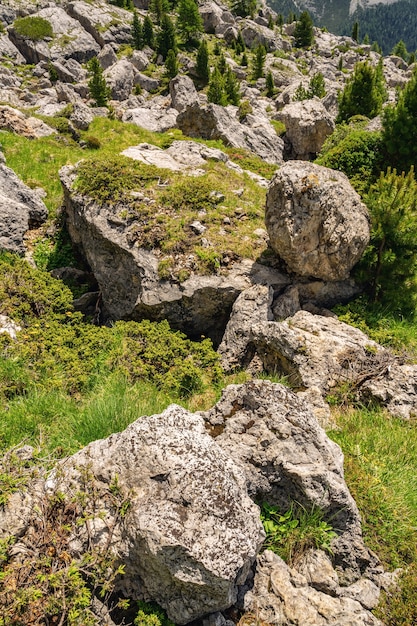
13 16 53 40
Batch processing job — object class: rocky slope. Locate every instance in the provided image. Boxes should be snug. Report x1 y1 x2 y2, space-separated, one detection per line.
1 0 417 624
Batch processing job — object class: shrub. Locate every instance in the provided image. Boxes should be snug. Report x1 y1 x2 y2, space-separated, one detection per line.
84 135 101 149
294 11 314 48
13 16 53 40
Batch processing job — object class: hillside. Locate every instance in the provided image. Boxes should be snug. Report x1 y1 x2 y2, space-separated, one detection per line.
1 0 417 624
267 0 417 53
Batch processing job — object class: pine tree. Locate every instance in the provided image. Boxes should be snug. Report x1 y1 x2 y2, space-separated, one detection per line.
241 51 248 66
266 70 275 97
149 0 170 24
177 0 203 46
165 48 178 78
392 39 408 60
143 15 155 48
252 44 266 80
294 11 314 48
88 57 109 107
235 31 246 55
362 33 370 45
207 67 227 105
309 72 325 98
383 68 417 173
132 11 144 50
225 67 240 105
217 52 227 75
351 20 359 42
276 14 283 31
156 13 176 60
337 61 386 122
196 39 210 83
230 0 256 18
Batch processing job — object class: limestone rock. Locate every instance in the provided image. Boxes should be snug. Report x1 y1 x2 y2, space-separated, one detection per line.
203 380 380 582
67 0 133 47
69 102 94 130
244 551 383 626
46 405 264 624
0 105 56 138
98 44 118 70
360 363 417 420
177 102 284 165
9 6 100 64
265 161 370 280
251 310 386 392
122 105 178 132
169 74 199 113
0 315 21 341
0 163 48 255
276 99 335 160
104 59 137 101
199 0 235 33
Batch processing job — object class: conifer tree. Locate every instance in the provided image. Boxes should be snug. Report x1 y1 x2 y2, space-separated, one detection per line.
149 0 170 24
156 13 176 60
276 14 283 31
165 48 178 78
392 39 408 60
217 52 227 75
196 39 210 83
132 11 144 50
88 57 109 107
383 68 417 173
266 70 275 97
207 67 227 105
252 44 266 80
235 31 246 55
230 0 256 18
241 51 248 66
143 15 155 48
177 0 203 46
337 61 386 122
351 20 359 42
294 11 314 48
225 67 240 105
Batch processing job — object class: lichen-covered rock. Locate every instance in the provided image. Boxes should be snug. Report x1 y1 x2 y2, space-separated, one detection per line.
0 105 56 138
169 74 199 113
244 551 383 626
45 405 264 624
67 0 133 46
176 102 284 165
276 99 335 160
0 163 48 255
265 161 370 280
203 379 381 582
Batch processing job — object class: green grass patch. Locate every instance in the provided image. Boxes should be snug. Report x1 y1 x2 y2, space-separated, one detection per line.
13 16 53 40
329 407 417 568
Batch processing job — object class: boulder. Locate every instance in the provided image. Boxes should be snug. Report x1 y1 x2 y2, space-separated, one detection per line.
244 551 383 626
122 140 229 172
199 0 235 33
360 363 417 420
60 165 277 343
0 33 25 63
67 0 133 46
203 380 381 582
0 315 21 341
240 20 279 50
69 102 94 130
98 44 118 70
0 163 48 255
45 405 264 624
265 161 370 280
104 59 137 101
250 310 389 393
122 106 178 132
8 6 100 64
276 99 335 160
169 74 199 113
0 105 56 138
176 102 284 165
49 58 86 83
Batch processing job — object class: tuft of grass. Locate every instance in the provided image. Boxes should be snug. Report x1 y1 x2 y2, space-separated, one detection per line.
13 16 53 40
329 406 417 568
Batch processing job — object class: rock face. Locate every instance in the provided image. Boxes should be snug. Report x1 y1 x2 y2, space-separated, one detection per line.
276 99 335 160
203 380 380 583
265 161 370 280
176 102 284 165
244 551 383 626
0 163 48 254
60 164 280 343
251 310 386 392
45 404 264 624
0 105 56 138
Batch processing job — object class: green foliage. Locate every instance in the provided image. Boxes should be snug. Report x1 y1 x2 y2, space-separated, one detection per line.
230 0 257 18
355 168 417 312
252 44 266 80
149 0 170 23
74 155 165 204
88 57 110 107
165 48 178 78
225 67 241 105
294 11 314 48
196 39 210 83
351 20 359 42
143 15 155 47
132 11 144 50
337 60 386 123
159 176 218 213
207 67 227 105
293 72 326 101
316 127 384 193
383 68 417 174
374 564 417 625
13 16 53 40
265 71 275 97
135 601 174 626
260 502 337 565
176 0 203 46
156 13 176 60
238 99 253 121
